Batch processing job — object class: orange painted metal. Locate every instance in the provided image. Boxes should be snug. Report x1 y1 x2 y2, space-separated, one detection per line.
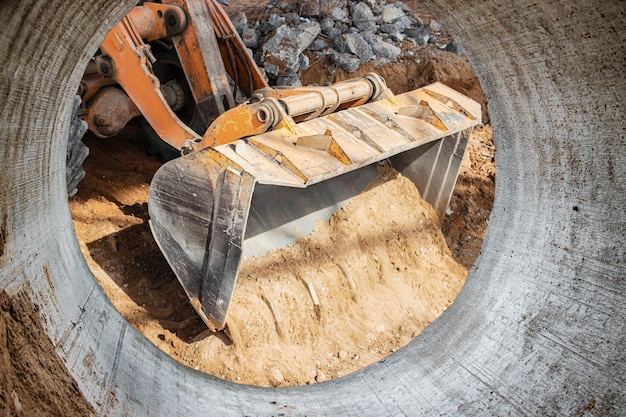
79 71 117 103
257 77 376 122
163 0 234 128
203 77 383 147
99 14 201 150
205 0 269 96
127 3 187 42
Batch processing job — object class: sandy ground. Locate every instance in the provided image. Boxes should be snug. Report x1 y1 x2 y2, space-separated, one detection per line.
67 115 493 388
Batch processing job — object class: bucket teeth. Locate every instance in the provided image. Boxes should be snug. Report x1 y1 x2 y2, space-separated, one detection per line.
217 82 480 188
422 88 477 120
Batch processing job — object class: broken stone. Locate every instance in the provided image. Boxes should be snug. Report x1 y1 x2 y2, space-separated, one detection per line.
350 2 376 33
405 25 431 46
371 39 401 60
380 17 412 35
279 0 297 12
360 31 379 47
307 38 329 51
263 62 280 77
269 13 285 27
258 13 285 34
257 21 274 35
230 11 247 35
299 0 321 17
342 32 373 62
261 24 300 75
379 23 398 34
394 1 410 12
297 21 321 52
444 39 459 54
298 53 310 71
241 27 260 49
429 19 442 33
329 6 349 22
320 18 334 32
320 46 338 55
276 72 302 87
337 21 351 34
370 57 390 68
382 5 406 24
322 25 342 40
284 12 300 25
319 0 348 19
389 32 404 42
226 0 456 77
396 16 414 31
332 52 361 73
365 0 382 15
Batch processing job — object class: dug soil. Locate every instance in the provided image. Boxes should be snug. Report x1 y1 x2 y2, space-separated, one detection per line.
65 1 495 388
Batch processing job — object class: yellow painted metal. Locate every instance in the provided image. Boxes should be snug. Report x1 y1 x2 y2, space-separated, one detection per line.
215 82 481 188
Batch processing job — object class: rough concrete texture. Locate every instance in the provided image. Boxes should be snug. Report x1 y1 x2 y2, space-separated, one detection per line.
0 0 624 416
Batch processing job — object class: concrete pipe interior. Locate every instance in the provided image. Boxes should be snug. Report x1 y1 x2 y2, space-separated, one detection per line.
0 0 624 416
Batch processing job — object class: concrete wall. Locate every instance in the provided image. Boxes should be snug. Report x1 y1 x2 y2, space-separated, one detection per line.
0 0 624 415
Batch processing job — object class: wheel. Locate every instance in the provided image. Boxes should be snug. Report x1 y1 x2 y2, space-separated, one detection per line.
141 44 207 162
0 0 624 415
66 96 89 197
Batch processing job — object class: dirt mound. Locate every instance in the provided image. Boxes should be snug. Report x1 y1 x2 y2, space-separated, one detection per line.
69 131 474 386
68 116 494 386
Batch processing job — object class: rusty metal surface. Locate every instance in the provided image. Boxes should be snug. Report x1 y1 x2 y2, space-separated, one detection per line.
85 86 141 138
149 148 255 331
206 0 269 97
180 0 235 113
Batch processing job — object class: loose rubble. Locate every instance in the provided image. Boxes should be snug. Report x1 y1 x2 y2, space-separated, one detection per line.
231 0 455 86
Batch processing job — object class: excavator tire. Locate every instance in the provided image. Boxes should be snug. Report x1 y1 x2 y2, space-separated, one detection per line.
66 96 89 197
0 0 624 415
141 45 207 162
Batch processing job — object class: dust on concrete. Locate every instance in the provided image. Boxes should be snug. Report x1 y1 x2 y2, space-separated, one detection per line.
0 290 95 417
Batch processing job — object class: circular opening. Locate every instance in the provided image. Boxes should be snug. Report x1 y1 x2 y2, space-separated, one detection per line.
256 108 269 123
68 0 494 387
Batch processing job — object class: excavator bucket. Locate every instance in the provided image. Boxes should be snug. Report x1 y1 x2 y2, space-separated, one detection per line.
149 81 481 331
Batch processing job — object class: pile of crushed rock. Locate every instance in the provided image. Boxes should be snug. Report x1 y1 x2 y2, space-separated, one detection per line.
228 0 457 86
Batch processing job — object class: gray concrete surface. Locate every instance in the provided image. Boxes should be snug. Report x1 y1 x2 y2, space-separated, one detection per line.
0 0 624 415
